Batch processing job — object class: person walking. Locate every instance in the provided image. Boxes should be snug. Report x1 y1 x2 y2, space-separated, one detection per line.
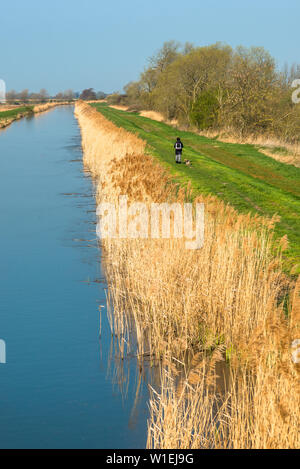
174 137 183 163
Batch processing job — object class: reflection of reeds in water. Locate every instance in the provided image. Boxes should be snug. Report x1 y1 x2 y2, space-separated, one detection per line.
75 101 300 449
148 334 300 449
148 283 300 449
148 349 230 449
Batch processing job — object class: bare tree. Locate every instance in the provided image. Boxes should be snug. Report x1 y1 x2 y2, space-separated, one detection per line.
19 89 29 103
79 88 97 100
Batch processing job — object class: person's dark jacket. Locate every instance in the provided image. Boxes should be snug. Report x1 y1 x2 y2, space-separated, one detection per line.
174 140 183 154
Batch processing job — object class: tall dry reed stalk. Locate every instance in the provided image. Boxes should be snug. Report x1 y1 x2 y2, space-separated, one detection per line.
75 100 299 449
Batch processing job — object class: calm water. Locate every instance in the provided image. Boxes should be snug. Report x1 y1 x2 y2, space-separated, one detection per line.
0 106 150 449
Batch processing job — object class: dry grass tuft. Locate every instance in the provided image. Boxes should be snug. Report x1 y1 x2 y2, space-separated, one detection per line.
108 104 130 111
139 110 165 122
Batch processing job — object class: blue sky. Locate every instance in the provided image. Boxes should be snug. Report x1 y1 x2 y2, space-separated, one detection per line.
0 0 299 95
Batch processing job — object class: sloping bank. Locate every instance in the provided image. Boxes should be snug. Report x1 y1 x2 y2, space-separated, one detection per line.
75 100 300 449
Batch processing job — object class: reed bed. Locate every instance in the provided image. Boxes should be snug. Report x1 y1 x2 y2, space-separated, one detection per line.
148 283 300 449
33 102 69 113
75 100 300 449
0 117 16 129
148 339 300 449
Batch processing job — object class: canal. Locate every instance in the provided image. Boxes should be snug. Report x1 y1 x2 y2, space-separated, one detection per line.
0 106 149 449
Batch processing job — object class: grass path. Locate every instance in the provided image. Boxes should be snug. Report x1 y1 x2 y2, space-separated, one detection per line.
92 103 300 272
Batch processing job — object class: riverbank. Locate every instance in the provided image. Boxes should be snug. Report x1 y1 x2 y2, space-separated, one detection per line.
0 106 33 129
0 102 70 130
75 100 300 449
93 103 300 274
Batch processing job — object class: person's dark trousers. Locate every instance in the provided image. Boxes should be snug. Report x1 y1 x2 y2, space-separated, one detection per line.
175 152 182 163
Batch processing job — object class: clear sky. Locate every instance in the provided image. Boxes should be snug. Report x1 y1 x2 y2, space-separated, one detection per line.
0 0 299 95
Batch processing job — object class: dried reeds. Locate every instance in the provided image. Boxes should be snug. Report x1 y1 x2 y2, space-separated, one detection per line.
33 102 69 113
75 100 299 449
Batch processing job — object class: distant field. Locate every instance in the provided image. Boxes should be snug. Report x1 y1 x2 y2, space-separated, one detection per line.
91 103 300 272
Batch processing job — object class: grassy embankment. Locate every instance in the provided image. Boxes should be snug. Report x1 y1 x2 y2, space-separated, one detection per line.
0 106 34 128
91 103 300 274
76 101 299 449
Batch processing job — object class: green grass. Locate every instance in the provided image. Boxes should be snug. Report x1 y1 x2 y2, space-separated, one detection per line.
0 106 34 120
91 103 300 273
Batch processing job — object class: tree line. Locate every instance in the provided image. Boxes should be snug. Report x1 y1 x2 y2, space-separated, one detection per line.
5 89 75 103
111 41 300 143
5 88 107 104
